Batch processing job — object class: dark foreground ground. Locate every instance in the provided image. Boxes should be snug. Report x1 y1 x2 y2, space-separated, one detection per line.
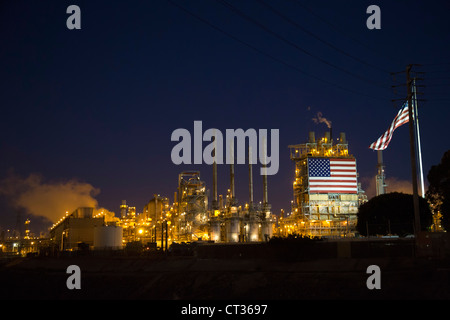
1 253 449 300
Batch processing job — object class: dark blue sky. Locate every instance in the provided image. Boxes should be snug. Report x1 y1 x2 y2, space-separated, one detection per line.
1 0 449 233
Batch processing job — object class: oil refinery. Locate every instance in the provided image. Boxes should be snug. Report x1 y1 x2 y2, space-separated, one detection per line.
279 130 367 238
1 131 368 255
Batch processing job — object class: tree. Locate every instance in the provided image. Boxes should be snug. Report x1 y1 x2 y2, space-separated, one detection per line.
357 192 432 236
426 150 450 231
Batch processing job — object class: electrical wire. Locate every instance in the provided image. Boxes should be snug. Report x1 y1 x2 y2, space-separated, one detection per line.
256 0 390 74
288 0 402 66
215 0 390 90
166 0 390 101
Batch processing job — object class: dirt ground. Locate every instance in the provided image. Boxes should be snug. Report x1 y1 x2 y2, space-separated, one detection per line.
0 254 449 300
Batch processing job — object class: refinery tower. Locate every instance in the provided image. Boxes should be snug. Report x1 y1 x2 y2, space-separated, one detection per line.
282 131 367 237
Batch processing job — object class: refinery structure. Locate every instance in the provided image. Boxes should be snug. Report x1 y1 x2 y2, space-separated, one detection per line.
1 131 368 255
280 130 367 238
43 153 275 252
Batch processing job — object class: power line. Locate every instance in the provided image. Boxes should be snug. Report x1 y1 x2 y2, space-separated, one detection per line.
289 0 402 66
165 0 390 101
256 0 390 74
422 63 450 67
215 0 390 90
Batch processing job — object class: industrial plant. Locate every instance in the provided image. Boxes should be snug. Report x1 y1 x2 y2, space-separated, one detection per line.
279 131 367 237
1 131 368 255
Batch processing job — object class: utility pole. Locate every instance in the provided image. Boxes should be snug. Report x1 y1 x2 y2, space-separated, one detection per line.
406 65 421 237
413 78 425 198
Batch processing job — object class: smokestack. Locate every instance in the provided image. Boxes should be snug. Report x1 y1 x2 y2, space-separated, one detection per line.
376 150 387 196
329 127 333 144
212 161 218 209
309 131 316 143
154 194 158 220
249 147 254 207
212 134 218 210
230 163 235 203
377 149 383 165
340 132 347 144
219 195 224 209
324 132 330 143
262 165 268 205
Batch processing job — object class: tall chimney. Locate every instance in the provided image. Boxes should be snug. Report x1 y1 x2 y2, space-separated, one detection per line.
230 163 236 204
262 165 268 205
248 146 254 207
339 132 347 144
212 134 219 209
309 131 316 143
219 195 224 209
212 161 218 209
329 127 333 144
376 150 387 196
261 136 269 207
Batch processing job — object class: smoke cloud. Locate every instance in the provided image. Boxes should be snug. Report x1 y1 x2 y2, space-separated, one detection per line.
312 112 332 129
0 172 102 224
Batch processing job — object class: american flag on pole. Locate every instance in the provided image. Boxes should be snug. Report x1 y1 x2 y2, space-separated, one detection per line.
369 102 409 150
308 158 358 194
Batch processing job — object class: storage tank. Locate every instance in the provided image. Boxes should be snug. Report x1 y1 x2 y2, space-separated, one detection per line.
248 220 259 242
261 220 273 242
210 218 221 242
226 217 240 242
93 225 123 250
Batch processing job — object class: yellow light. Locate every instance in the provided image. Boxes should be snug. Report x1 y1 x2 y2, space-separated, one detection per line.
138 229 144 234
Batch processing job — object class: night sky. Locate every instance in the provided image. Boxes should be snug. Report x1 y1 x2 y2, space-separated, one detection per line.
1 0 449 234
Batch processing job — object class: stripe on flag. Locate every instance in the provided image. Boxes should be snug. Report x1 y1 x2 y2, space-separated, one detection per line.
369 102 409 150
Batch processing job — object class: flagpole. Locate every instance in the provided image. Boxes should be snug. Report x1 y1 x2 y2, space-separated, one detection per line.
413 78 425 198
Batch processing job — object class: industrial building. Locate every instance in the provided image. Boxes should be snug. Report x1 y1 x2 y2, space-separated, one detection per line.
41 132 365 252
280 131 367 237
175 171 209 242
49 207 122 251
128 163 274 246
208 155 274 243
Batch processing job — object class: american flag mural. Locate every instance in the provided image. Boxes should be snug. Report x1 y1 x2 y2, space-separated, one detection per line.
308 157 358 194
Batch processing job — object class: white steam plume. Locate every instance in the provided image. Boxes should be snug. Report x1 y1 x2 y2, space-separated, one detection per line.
312 112 332 129
0 172 102 223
